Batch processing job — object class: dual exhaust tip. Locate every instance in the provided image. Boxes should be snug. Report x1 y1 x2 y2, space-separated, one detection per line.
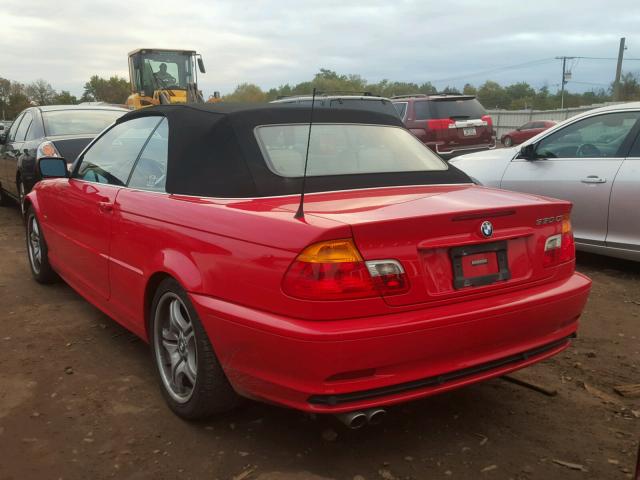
336 408 386 429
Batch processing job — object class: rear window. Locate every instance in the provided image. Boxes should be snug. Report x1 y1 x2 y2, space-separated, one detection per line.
43 109 125 136
255 123 447 177
414 98 486 120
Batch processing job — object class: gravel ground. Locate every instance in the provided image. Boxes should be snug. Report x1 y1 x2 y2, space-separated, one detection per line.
0 203 638 480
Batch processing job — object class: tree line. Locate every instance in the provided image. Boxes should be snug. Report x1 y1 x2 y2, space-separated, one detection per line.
0 76 130 119
223 69 640 109
3 69 640 120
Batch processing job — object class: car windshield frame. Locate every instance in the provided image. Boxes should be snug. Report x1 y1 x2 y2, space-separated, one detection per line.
42 109 126 137
254 122 448 178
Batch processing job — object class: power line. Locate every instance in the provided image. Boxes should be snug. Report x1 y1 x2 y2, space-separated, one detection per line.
567 56 640 61
430 58 555 84
429 55 640 86
570 80 610 87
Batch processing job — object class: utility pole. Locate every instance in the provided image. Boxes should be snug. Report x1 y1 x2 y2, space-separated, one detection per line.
613 37 626 101
555 56 574 109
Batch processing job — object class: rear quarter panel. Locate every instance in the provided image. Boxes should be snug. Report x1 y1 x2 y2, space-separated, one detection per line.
107 189 394 338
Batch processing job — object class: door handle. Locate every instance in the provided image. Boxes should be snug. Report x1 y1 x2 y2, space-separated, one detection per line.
98 201 114 213
581 176 607 184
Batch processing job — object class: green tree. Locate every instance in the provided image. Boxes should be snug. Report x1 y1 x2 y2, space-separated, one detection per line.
222 83 266 103
505 82 536 109
25 79 57 105
476 81 509 109
463 83 477 95
82 75 130 104
53 90 78 105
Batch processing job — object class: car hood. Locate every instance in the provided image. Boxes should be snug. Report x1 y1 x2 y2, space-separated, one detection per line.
449 147 519 188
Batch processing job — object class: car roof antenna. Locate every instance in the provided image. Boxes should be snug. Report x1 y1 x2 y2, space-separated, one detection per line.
294 87 317 219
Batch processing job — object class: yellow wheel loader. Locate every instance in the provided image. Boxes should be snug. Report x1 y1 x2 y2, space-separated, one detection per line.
126 49 207 109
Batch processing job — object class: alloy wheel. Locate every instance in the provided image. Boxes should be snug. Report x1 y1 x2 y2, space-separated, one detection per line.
154 293 198 403
27 215 42 274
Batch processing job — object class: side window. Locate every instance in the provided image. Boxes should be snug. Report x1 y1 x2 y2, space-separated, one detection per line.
520 122 534 130
76 116 162 186
7 113 24 141
535 112 640 159
25 114 40 141
128 118 168 192
14 112 33 141
393 102 408 119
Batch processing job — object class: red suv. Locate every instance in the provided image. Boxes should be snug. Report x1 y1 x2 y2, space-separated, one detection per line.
392 94 495 158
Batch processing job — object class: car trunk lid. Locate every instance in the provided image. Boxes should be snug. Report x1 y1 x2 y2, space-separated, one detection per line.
282 185 572 307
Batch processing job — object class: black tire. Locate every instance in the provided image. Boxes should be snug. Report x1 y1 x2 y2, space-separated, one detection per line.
502 136 513 147
149 277 240 420
25 206 57 284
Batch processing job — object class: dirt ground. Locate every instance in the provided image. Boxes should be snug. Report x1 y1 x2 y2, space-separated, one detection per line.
0 203 638 480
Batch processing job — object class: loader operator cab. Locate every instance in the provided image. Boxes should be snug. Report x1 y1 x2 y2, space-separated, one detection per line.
126 49 206 109
155 63 177 87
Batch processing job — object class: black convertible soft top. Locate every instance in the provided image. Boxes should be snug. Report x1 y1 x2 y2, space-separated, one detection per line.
118 103 471 198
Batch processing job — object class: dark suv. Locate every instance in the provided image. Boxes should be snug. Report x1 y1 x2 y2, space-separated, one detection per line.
391 94 494 158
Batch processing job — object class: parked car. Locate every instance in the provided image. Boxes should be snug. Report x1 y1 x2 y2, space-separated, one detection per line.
391 94 495 158
0 105 128 211
501 120 556 147
271 94 400 118
450 102 640 262
25 104 591 423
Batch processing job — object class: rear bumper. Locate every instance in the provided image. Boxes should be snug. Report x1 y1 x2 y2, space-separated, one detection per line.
431 140 496 159
191 272 591 413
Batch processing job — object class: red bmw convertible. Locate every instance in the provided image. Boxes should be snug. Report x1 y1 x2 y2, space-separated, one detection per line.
25 104 591 424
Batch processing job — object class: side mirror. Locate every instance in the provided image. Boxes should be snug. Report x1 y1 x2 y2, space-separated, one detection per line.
519 144 537 160
0 125 4 131
0 133 6 145
197 57 206 74
38 157 68 179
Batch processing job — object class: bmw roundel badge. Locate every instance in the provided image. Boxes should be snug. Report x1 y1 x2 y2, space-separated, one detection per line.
480 221 493 238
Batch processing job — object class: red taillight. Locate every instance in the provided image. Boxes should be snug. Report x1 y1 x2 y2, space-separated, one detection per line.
481 115 493 127
282 239 409 300
543 215 575 267
427 118 455 130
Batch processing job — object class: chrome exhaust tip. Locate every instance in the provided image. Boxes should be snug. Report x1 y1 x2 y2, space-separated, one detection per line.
336 411 368 429
365 408 386 425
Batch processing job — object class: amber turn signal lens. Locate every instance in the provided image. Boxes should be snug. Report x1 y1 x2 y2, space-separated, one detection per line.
296 239 363 263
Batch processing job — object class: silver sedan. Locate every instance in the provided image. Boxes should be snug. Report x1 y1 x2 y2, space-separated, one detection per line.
450 102 640 262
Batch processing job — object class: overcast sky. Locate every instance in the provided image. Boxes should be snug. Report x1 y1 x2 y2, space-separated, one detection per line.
1 0 639 98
